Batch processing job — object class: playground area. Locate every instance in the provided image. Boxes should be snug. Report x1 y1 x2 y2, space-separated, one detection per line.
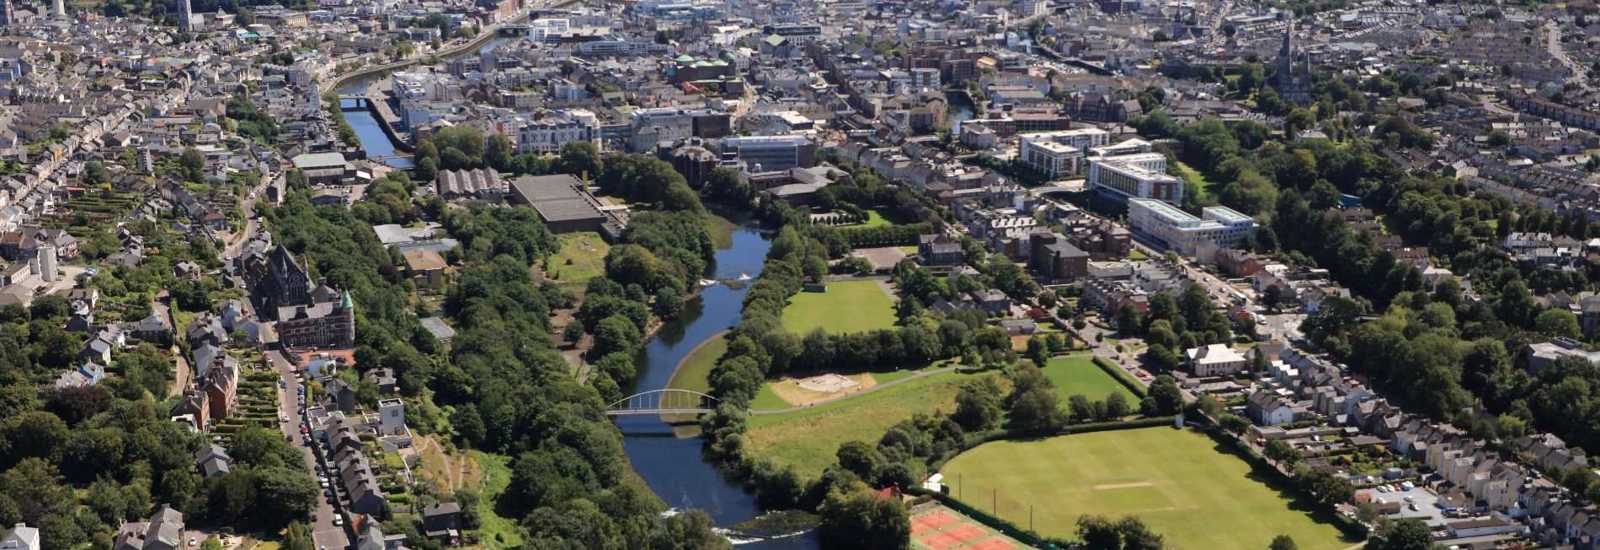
766 373 873 407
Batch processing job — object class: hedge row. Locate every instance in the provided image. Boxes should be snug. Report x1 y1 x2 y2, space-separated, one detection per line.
1091 356 1148 398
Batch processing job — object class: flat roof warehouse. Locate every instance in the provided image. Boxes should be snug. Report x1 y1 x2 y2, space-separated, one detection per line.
508 174 624 238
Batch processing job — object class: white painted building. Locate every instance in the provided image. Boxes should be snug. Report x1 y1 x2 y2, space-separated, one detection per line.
1127 199 1257 256
513 109 600 154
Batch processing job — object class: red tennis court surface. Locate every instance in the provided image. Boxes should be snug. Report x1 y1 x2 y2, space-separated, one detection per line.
969 537 1019 550
910 504 1026 550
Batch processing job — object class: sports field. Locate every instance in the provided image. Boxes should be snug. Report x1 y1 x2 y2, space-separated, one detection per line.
547 232 609 287
939 427 1355 550
780 279 896 334
745 366 977 479
1042 354 1140 403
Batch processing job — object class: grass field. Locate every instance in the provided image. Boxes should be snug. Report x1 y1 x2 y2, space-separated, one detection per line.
1043 354 1139 403
471 451 525 549
547 232 609 287
665 333 727 395
780 279 896 334
1171 160 1215 203
745 366 978 479
940 427 1355 550
841 210 893 228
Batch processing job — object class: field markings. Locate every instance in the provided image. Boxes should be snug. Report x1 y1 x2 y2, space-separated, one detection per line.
1092 481 1155 490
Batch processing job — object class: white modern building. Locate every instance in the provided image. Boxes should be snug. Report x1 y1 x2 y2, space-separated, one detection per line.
720 134 816 172
1089 154 1183 204
1127 199 1256 255
1017 128 1110 178
1018 138 1082 178
512 109 600 154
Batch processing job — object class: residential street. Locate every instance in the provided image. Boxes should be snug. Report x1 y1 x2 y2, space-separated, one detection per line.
269 349 351 550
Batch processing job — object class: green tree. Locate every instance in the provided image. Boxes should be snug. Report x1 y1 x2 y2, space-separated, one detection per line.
952 377 1003 431
1146 375 1184 415
1264 439 1299 465
180 147 206 182
835 441 883 481
1368 519 1435 550
591 314 642 359
1535 309 1581 339
84 161 109 185
817 481 910 550
1269 534 1298 550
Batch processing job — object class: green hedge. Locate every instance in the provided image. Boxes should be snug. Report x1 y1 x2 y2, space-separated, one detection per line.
1091 356 1148 398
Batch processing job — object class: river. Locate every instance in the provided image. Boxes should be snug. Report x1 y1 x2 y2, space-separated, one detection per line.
333 37 514 170
337 36 821 545
618 227 819 548
338 99 414 170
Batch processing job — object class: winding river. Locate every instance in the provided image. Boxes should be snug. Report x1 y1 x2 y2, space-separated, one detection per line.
338 35 820 545
618 227 819 548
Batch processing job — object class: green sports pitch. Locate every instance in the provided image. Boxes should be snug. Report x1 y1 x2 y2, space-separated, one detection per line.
939 427 1357 550
779 279 896 335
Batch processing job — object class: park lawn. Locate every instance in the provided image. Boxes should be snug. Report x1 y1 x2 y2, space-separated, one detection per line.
744 366 979 480
1171 160 1215 202
665 334 727 395
940 427 1356 550
1043 354 1139 403
841 209 894 228
471 451 526 549
751 383 790 410
780 280 896 334
547 232 609 287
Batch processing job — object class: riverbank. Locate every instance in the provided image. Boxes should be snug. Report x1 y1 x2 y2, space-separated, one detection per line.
665 330 726 395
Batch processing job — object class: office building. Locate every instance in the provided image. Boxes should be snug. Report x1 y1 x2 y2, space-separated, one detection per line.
720 135 815 172
1089 155 1183 204
1017 128 1111 178
1127 199 1256 255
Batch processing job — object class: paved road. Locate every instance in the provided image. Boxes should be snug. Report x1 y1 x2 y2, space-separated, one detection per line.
269 350 350 550
234 184 346 548
1546 20 1588 89
153 296 190 398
